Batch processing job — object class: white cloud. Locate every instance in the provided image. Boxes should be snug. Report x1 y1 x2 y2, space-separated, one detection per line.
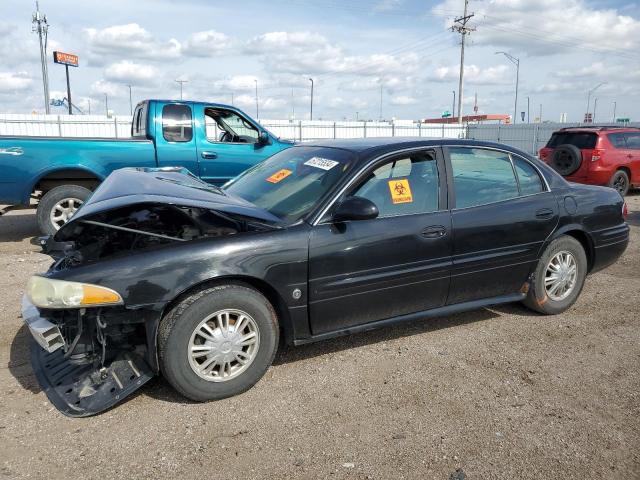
85 23 182 61
104 61 159 86
0 72 32 93
434 0 640 56
246 31 420 76
90 79 124 97
373 0 403 12
183 31 231 57
213 75 259 92
390 95 417 106
433 64 511 85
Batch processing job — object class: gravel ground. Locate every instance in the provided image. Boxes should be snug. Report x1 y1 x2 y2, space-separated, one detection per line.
1 196 639 480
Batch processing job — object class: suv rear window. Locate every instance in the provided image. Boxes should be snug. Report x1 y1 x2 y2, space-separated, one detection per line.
546 132 597 149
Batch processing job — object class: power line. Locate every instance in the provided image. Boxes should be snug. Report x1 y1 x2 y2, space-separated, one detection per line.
32 1 50 114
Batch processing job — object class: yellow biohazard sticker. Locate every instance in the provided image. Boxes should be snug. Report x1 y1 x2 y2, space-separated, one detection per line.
388 179 413 204
266 169 292 183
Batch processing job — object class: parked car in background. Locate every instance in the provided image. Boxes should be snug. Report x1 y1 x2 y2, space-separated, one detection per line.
0 99 293 234
22 138 628 416
539 126 640 196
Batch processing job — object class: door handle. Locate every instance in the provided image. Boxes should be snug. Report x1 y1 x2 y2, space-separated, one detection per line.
420 225 447 238
201 151 218 159
535 208 554 219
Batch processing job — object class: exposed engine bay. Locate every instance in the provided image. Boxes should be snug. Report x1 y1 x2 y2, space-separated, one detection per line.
48 202 275 268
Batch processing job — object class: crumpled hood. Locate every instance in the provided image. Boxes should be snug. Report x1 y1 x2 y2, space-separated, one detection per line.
55 167 281 239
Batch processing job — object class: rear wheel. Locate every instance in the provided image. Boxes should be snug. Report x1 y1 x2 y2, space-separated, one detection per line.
523 236 587 315
36 184 91 235
608 170 630 197
158 284 279 402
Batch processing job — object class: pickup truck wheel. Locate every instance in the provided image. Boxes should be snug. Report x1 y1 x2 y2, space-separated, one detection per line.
37 185 91 235
608 170 630 197
523 236 587 315
158 284 279 402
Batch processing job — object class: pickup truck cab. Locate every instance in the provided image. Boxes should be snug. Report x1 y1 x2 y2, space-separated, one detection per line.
0 99 293 234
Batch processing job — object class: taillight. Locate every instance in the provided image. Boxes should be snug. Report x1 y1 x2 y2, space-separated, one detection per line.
622 202 628 218
539 149 549 160
591 148 604 162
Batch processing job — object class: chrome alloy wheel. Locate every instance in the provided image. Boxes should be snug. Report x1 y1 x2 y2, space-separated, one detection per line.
50 197 82 230
188 309 260 382
544 251 578 301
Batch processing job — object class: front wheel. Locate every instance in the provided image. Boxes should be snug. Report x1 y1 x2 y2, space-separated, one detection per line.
523 236 588 315
158 284 279 402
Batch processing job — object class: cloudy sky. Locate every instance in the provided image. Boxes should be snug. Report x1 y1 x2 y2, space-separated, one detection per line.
1 0 639 122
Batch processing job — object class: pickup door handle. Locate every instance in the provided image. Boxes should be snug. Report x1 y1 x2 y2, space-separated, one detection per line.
420 225 447 239
201 151 218 159
535 208 554 220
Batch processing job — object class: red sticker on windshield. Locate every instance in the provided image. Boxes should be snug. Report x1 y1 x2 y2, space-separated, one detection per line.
266 169 292 183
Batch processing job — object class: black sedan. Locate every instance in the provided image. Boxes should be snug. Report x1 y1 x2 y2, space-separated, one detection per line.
22 138 629 416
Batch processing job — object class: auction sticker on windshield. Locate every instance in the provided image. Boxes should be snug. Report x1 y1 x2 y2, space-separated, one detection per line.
266 169 293 183
388 179 413 204
304 157 339 170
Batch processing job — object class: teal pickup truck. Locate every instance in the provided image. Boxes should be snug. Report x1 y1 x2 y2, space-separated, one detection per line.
0 99 293 234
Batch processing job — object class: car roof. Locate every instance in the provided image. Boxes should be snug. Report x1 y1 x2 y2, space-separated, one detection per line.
293 137 527 157
556 126 640 133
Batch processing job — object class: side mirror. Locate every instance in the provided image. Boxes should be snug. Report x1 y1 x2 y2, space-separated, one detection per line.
333 196 379 222
257 131 270 145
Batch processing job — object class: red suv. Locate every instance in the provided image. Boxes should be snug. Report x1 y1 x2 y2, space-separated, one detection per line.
539 126 640 196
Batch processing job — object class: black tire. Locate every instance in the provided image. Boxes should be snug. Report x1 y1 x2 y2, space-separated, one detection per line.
158 284 279 402
608 170 630 197
36 184 91 235
523 236 588 315
551 144 582 176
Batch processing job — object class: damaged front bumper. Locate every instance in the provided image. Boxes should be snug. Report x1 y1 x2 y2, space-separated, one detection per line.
22 296 155 417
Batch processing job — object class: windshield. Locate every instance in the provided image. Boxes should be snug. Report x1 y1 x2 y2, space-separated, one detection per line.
224 146 356 222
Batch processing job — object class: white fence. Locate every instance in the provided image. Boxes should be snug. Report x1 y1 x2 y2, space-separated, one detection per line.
1 113 637 155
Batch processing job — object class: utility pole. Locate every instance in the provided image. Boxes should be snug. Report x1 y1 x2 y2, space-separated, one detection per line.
612 101 617 123
88 99 91 115
593 98 598 123
104 94 108 116
586 82 605 122
526 96 530 123
231 92 234 106
451 0 474 125
379 83 383 121
127 85 133 115
175 79 188 100
291 88 294 120
496 51 519 124
452 90 456 119
539 103 542 123
32 2 51 114
254 79 259 119
309 78 314 121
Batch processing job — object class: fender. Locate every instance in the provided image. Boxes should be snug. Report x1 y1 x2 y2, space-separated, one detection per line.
24 165 106 204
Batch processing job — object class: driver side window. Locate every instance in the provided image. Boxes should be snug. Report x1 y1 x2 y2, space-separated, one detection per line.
205 108 259 144
351 151 439 217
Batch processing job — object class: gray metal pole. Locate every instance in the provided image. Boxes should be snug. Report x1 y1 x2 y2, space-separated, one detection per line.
593 98 598 123
33 2 50 114
309 78 314 121
65 65 72 115
255 79 259 119
527 96 530 123
452 90 456 119
612 101 617 123
105 94 108 116
127 85 132 115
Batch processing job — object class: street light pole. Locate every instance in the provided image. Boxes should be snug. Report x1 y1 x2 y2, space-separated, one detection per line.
104 94 108 116
527 96 530 123
593 98 598 123
586 82 605 123
612 101 617 123
254 79 259 119
127 85 133 115
452 90 456 119
309 78 314 121
175 79 188 100
496 51 519 124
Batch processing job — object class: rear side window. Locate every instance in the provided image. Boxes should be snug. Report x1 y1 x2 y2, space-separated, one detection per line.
513 157 544 195
131 103 147 137
547 132 597 149
162 104 193 142
608 133 626 148
450 148 519 208
624 133 640 149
